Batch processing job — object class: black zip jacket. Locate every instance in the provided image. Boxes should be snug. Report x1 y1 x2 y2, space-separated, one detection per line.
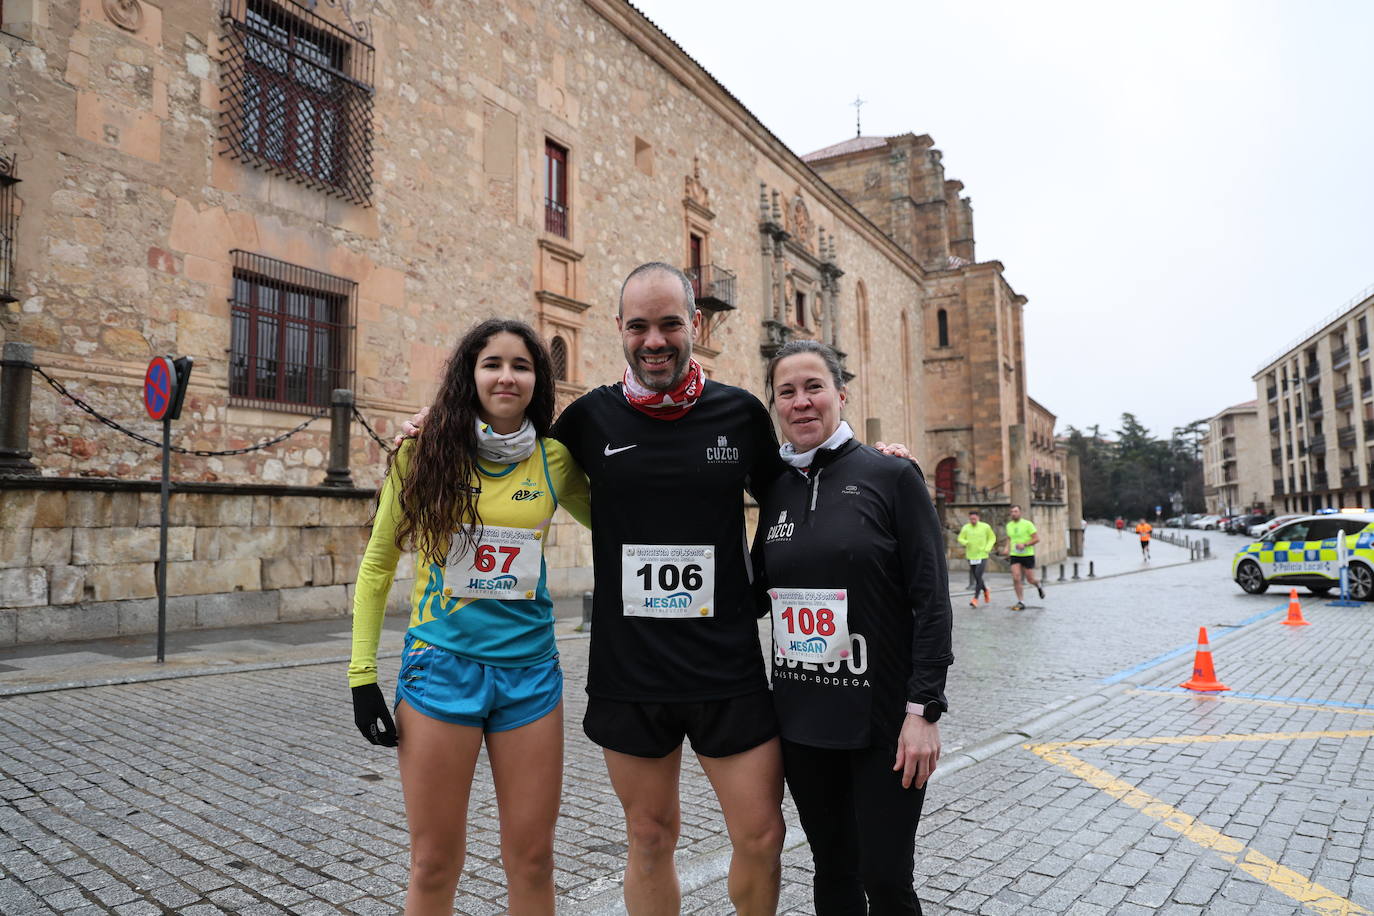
757 438 953 749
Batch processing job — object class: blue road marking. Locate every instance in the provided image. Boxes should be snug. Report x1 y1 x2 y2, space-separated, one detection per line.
1099 603 1287 685
1133 685 1374 711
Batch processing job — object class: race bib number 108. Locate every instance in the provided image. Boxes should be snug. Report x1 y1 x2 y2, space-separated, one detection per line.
770 587 852 665
622 544 715 618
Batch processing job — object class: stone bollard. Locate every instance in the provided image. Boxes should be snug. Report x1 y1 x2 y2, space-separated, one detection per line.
1203 538 1211 558
0 341 39 475
322 389 355 487
1088 561 1095 577
1058 564 1066 582
580 590 593 632
1072 562 1080 579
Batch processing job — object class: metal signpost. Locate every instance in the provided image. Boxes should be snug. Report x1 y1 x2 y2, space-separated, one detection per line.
1331 532 1361 607
143 355 193 662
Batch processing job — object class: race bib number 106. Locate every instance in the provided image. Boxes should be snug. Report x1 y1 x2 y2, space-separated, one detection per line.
622 544 715 618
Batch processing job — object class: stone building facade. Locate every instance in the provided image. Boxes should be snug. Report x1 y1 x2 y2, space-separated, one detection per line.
0 0 1063 636
803 134 1069 567
1201 400 1270 516
1256 285 1374 514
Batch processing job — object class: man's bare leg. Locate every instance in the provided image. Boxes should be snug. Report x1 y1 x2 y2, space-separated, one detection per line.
604 747 683 916
697 738 785 916
1011 563 1025 603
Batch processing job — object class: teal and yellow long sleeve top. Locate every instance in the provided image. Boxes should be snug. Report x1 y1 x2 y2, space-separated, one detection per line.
348 437 591 688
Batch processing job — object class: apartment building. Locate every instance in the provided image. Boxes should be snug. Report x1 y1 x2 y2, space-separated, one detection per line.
1201 400 1270 515
1256 286 1374 513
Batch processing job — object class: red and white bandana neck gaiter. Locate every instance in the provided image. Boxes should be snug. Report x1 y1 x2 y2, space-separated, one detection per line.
622 358 705 420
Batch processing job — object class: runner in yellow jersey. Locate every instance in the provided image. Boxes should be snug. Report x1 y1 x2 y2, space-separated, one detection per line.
1003 504 1044 611
349 319 589 914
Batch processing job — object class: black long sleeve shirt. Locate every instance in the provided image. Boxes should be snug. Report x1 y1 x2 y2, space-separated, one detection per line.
759 439 954 749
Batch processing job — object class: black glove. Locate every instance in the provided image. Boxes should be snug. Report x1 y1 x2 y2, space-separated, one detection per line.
352 683 398 747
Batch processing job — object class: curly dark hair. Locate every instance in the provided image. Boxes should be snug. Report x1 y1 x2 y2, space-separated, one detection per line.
392 318 556 564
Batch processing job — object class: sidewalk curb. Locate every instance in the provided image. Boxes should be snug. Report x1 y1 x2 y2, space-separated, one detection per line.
0 628 593 697
933 603 1285 781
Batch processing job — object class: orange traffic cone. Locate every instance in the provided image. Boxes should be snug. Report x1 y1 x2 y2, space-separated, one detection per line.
1179 627 1230 692
1281 587 1310 627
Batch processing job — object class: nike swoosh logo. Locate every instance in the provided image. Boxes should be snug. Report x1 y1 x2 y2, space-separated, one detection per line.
604 444 638 456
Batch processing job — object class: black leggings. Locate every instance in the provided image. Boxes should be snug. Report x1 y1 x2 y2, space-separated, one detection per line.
969 560 986 594
782 738 927 915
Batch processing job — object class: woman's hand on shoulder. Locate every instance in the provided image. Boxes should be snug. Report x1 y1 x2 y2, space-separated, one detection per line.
874 440 911 459
392 405 431 446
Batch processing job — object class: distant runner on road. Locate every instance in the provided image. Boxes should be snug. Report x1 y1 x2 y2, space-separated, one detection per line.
1003 505 1044 611
1136 519 1153 561
958 510 996 607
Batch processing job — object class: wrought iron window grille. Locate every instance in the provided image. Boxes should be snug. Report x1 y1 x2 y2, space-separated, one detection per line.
229 249 356 412
0 152 18 304
219 0 375 206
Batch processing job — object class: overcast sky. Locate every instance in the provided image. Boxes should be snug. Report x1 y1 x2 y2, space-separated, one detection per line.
632 0 1374 440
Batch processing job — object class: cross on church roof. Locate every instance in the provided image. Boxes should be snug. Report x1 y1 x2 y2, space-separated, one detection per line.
851 96 866 137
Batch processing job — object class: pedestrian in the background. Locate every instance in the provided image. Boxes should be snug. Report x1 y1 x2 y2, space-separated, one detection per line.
349 319 590 915
1114 516 1125 538
1135 518 1153 561
958 510 996 608
1003 505 1044 611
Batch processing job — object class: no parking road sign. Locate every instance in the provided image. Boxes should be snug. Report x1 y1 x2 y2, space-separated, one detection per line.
143 354 194 664
143 355 193 421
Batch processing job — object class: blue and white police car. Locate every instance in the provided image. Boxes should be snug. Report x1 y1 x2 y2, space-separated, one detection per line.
1231 509 1374 600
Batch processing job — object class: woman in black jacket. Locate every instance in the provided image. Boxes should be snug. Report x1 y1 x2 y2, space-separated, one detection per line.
759 339 954 915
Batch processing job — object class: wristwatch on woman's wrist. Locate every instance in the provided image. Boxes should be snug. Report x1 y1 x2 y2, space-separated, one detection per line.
905 700 943 723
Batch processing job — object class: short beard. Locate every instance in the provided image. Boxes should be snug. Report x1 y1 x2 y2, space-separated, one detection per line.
629 349 689 392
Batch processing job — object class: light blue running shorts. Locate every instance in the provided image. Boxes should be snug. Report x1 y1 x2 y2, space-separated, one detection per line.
396 636 562 732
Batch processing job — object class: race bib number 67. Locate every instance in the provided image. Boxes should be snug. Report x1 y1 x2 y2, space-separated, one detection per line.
622 544 715 618
441 526 543 601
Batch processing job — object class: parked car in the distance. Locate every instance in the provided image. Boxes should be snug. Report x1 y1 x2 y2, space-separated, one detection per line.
1190 515 1222 530
1248 514 1303 539
1227 513 1270 534
1220 513 1263 534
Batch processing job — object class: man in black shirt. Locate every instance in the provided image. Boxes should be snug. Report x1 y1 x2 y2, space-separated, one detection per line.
552 263 786 915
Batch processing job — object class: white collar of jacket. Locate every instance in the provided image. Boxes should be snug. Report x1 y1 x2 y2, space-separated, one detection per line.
780 420 854 471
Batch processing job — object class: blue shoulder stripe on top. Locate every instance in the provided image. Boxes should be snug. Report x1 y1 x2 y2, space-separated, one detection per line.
538 438 558 509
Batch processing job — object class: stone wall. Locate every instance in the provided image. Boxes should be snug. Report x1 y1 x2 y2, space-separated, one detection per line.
0 480 418 646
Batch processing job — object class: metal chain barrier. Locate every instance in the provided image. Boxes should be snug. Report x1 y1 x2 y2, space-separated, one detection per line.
351 404 394 454
31 364 327 457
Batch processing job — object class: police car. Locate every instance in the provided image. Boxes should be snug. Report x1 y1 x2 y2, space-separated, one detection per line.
1232 509 1374 600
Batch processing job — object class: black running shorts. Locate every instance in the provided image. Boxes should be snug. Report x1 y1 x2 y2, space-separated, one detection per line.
1009 555 1036 569
583 690 778 759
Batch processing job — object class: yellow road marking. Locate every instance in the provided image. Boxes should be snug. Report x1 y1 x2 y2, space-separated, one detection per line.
1026 736 1372 916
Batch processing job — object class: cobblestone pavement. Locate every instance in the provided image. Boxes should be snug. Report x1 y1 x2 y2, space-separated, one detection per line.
4 532 1370 915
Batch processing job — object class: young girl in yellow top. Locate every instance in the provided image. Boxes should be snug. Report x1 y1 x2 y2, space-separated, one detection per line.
349 319 589 915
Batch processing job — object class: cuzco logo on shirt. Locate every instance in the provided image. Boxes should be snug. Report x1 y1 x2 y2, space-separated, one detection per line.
766 509 794 542
706 434 739 463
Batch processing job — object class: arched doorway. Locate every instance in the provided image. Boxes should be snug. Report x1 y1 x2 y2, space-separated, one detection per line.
935 457 957 503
